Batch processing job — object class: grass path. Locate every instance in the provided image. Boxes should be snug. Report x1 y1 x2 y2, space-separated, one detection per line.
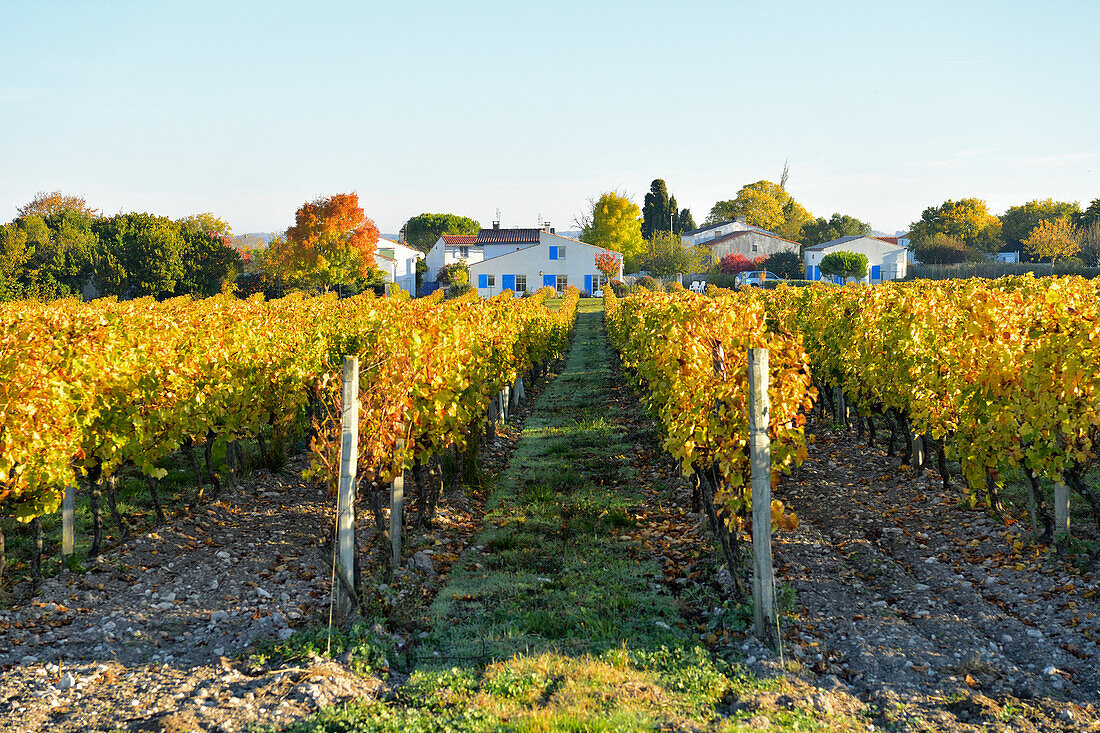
284 300 861 732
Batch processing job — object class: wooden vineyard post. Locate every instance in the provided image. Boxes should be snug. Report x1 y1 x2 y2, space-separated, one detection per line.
391 438 405 574
335 356 359 619
1054 479 1070 542
61 485 75 557
748 348 778 648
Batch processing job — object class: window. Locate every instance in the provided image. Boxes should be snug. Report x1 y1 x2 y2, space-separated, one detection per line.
549 245 566 260
593 274 608 292
514 274 527 292
557 246 565 260
486 274 495 288
556 274 568 291
751 244 758 253
459 246 469 258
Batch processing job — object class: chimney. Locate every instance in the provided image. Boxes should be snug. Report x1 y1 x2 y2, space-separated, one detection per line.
551 227 555 234
543 221 552 233
493 220 500 229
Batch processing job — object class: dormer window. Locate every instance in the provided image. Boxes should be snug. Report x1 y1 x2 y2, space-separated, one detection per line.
459 246 469 258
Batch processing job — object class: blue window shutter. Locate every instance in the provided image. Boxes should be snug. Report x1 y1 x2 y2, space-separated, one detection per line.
805 265 812 279
871 265 881 280
584 275 593 293
502 274 515 291
478 273 488 288
549 246 558 260
543 274 556 288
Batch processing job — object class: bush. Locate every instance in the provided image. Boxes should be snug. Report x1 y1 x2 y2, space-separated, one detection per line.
609 279 627 297
664 281 684 293
446 282 473 298
717 253 765 275
820 250 868 281
635 275 659 291
578 289 591 298
762 250 803 279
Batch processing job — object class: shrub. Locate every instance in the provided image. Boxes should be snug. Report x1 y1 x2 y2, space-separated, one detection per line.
664 281 684 293
762 250 803 279
609 279 627 296
819 250 868 281
635 275 659 291
717 253 765 275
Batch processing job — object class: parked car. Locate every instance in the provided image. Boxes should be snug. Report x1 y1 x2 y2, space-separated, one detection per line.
689 279 706 293
735 270 784 287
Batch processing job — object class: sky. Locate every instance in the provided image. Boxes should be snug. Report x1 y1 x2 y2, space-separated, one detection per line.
1 0 1098 236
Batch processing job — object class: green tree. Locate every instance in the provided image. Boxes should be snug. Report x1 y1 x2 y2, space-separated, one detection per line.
762 250 803 279
403 213 480 253
912 233 982 264
636 231 703 278
1001 199 1081 253
819 251 868 281
801 213 871 246
1078 199 1100 229
94 213 187 297
641 179 672 240
677 207 696 234
908 198 1002 253
176 228 240 297
705 180 813 241
580 192 645 268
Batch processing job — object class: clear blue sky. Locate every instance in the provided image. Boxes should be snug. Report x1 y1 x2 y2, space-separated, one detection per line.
2 0 1097 236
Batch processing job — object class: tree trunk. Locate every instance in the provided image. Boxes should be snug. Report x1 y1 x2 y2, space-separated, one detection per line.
695 462 748 600
105 472 128 539
204 430 223 499
89 462 104 558
30 518 43 591
147 475 166 525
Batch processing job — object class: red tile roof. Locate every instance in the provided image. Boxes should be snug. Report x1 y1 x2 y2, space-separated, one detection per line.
476 228 541 244
874 236 900 245
441 234 478 245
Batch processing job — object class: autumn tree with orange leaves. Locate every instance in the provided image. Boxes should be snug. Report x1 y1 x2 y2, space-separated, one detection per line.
263 192 383 293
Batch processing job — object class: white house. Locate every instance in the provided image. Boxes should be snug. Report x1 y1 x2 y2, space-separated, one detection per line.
425 234 481 281
803 235 908 283
465 226 623 298
701 228 800 265
680 218 756 247
373 238 423 294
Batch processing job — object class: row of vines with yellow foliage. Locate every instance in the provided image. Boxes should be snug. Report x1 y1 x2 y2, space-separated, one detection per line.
0 287 578 557
604 287 813 594
757 275 1100 537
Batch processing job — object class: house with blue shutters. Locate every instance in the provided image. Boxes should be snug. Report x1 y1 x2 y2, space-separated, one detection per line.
803 235 908 284
464 223 623 297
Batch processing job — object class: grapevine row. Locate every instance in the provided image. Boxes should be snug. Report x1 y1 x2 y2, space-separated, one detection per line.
0 287 579 543
757 276 1100 535
604 287 814 592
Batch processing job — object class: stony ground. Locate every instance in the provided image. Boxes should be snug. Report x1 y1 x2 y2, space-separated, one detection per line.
3 302 1100 731
768 425 1100 731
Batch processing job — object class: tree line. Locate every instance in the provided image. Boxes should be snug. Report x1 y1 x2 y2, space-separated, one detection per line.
0 192 241 302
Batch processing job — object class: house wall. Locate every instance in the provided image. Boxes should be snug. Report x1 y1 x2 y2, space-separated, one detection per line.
425 237 483 281
803 237 908 283
709 232 799 262
681 220 754 247
467 238 623 298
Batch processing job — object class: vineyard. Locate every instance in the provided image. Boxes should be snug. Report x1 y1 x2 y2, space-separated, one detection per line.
2 280 1100 731
0 287 579 577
